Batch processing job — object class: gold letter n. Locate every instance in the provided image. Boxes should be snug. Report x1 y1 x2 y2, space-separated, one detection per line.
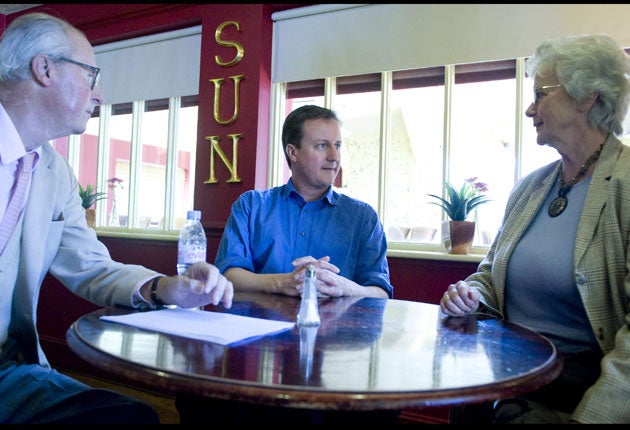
205 134 242 184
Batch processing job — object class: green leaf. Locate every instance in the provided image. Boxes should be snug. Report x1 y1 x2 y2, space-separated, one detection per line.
427 179 491 221
78 183 107 209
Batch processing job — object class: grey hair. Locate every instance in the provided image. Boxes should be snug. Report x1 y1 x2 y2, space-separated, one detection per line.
0 12 79 83
525 34 630 137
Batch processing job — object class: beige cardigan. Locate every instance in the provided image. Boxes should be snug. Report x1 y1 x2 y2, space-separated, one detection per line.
467 135 629 424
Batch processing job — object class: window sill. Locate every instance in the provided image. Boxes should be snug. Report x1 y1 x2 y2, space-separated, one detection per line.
94 227 179 241
93 230 487 262
387 242 486 263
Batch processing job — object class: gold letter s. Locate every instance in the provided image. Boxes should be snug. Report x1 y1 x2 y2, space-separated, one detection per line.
215 21 244 68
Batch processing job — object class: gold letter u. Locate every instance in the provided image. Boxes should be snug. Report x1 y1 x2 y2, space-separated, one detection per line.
210 75 244 126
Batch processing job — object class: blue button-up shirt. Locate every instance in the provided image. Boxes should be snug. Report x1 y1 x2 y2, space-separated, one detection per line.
215 180 393 297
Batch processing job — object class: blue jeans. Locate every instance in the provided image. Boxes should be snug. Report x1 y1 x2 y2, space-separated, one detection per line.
0 361 159 424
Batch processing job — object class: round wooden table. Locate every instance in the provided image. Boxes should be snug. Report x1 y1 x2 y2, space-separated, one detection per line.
66 292 562 411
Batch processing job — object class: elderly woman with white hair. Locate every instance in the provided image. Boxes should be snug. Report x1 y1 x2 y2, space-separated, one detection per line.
441 34 630 424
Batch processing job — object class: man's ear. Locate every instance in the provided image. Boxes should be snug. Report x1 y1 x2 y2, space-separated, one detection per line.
286 143 297 163
31 54 53 87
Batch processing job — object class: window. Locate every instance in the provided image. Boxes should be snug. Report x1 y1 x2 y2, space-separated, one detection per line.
51 26 201 237
52 96 198 233
270 4 630 259
272 58 574 256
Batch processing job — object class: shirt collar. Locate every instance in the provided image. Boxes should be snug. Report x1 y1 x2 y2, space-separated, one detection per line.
283 178 338 206
0 101 41 167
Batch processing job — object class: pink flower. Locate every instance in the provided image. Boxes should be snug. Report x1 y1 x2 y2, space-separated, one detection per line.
107 177 124 189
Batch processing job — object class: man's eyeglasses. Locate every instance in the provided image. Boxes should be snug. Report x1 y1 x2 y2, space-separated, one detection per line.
58 57 101 90
533 84 562 105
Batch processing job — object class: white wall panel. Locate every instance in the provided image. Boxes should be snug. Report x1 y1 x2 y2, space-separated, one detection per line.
272 4 630 83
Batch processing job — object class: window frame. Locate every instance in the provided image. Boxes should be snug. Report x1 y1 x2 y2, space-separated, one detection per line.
60 95 198 240
269 58 532 261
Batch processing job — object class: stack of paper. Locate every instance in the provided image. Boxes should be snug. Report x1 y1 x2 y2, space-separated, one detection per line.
101 307 295 345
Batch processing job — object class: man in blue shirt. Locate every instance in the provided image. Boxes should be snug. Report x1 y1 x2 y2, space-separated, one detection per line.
180 105 399 425
215 104 393 299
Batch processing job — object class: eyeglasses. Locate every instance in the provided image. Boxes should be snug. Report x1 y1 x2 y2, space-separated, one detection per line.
533 84 562 105
57 57 101 90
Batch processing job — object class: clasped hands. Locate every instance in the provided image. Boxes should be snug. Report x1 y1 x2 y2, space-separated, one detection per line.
440 280 481 317
289 256 347 298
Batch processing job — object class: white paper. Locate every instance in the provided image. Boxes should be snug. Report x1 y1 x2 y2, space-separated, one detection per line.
100 308 295 346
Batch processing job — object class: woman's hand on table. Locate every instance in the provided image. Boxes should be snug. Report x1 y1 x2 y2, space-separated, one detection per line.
440 280 480 316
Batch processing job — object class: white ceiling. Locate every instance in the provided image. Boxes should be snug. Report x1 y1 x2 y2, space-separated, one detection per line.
0 4 39 15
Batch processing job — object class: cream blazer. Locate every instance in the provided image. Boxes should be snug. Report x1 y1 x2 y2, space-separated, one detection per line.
467 135 629 424
8 143 158 367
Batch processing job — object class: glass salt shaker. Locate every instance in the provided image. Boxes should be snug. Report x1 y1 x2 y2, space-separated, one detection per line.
297 264 321 326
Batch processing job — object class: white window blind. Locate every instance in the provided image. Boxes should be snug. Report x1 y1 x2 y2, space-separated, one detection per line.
94 26 201 105
271 4 630 84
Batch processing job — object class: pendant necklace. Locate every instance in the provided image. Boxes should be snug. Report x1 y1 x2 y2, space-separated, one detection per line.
548 142 604 218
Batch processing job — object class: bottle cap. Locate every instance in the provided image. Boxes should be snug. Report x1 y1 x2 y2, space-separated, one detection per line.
187 210 201 220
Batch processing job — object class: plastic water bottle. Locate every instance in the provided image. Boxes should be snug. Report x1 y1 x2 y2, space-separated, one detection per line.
177 210 207 275
297 265 321 326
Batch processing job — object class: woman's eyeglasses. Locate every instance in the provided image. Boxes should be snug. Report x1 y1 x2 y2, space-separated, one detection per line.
533 84 562 105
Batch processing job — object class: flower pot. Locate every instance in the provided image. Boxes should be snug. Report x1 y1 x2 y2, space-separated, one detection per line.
441 220 475 254
85 208 96 228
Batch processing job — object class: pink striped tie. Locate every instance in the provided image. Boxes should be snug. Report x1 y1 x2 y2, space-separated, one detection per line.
0 152 35 255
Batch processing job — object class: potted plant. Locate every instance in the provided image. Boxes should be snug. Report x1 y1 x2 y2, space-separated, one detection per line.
427 177 490 254
79 183 107 228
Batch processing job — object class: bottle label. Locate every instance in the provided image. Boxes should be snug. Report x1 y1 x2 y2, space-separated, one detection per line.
178 247 206 264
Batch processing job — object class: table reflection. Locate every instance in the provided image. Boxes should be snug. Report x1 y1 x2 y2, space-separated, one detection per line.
432 314 492 389
299 325 318 383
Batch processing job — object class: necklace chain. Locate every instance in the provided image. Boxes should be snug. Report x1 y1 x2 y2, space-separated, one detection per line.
558 142 605 195
548 142 604 217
